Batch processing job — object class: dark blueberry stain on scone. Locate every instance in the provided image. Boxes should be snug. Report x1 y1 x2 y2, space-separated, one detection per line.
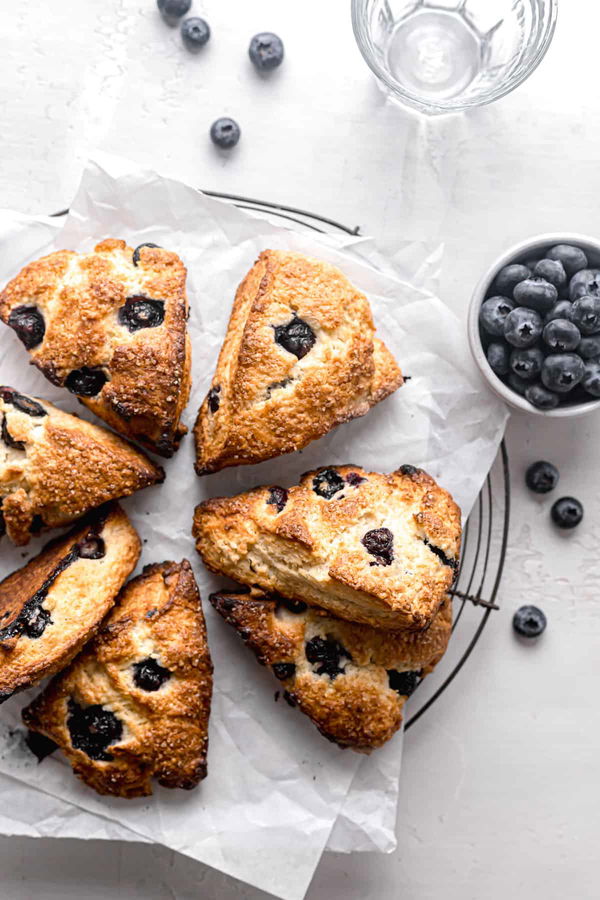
265 376 293 399
29 514 44 535
132 656 171 692
132 242 161 267
1 414 25 450
277 596 308 615
361 528 394 566
422 538 458 571
345 472 365 486
272 662 296 680
25 729 58 762
7 306 46 349
207 385 221 413
0 388 47 418
273 316 316 359
305 635 351 679
65 367 108 397
77 536 105 559
118 296 165 332
387 669 421 697
267 486 288 513
312 469 345 499
67 698 123 761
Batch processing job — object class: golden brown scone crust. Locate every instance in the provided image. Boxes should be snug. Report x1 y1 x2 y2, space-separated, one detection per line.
193 464 461 631
0 240 191 457
23 560 213 798
0 503 140 702
0 386 163 546
194 250 403 474
211 588 452 752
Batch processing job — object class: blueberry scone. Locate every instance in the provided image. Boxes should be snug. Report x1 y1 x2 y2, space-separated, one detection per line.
194 464 461 631
0 504 140 702
0 386 163 546
23 560 213 798
194 250 403 474
0 240 190 456
211 588 451 751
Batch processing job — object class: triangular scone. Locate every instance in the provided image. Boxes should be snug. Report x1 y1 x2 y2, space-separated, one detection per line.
0 386 163 546
23 560 213 798
194 250 403 473
194 464 461 632
211 588 452 752
0 240 191 456
0 503 140 703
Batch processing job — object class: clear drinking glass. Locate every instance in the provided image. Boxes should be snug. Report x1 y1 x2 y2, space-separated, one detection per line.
352 0 558 115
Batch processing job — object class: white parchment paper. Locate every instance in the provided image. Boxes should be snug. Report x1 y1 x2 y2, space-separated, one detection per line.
0 154 508 900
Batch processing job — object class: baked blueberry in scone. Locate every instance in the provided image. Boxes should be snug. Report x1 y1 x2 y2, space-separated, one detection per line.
210 588 452 752
22 560 213 798
193 464 461 632
0 503 140 703
0 240 191 457
0 386 163 546
194 250 403 474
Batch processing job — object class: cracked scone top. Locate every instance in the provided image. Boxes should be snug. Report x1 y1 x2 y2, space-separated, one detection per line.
23 560 213 798
211 588 452 752
194 249 403 473
193 464 461 631
0 503 140 703
0 386 163 545
0 240 191 456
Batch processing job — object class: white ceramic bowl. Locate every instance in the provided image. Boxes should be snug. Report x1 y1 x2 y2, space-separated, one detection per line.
468 233 600 417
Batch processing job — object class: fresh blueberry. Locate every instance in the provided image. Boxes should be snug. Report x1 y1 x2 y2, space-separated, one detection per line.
581 360 600 397
533 258 567 290
210 118 241 150
486 342 510 376
181 17 210 50
503 308 543 348
513 278 557 314
551 496 583 529
577 335 600 359
542 318 581 352
513 605 547 638
157 0 191 24
249 32 284 70
544 300 573 323
507 372 529 396
361 527 394 566
479 296 514 336
493 264 531 298
547 244 588 277
525 460 559 493
570 294 600 334
525 383 560 410
7 306 46 349
569 268 600 301
509 347 543 381
118 296 165 332
541 353 585 393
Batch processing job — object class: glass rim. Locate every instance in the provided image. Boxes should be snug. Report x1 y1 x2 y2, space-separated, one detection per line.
351 0 559 114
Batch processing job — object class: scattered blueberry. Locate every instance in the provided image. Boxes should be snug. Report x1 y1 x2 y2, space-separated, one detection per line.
503 308 543 348
267 486 288 513
569 268 600 301
278 597 308 614
581 359 600 397
65 367 107 397
157 0 191 24
479 296 514 336
493 264 531 297
7 306 45 349
577 334 600 359
1 415 24 450
541 353 585 393
525 460 559 493
67 699 122 761
486 342 510 376
312 469 345 499
551 496 583 529
77 537 105 559
181 17 210 50
507 372 529 396
387 669 421 696
542 318 581 352
274 316 316 358
249 32 285 71
132 243 160 267
0 388 46 417
210 117 241 149
544 300 573 323
25 730 58 763
207 385 221 413
548 244 588 277
513 605 547 638
533 258 567 290
272 663 296 680
509 347 543 381
513 278 558 314
132 657 171 691
305 636 350 679
118 296 165 332
570 294 600 334
361 527 394 566
525 382 560 410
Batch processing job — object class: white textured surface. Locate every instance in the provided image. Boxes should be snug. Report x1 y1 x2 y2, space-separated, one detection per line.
0 1 598 899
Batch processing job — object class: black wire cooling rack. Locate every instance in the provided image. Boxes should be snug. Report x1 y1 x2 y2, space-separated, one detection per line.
52 192 510 730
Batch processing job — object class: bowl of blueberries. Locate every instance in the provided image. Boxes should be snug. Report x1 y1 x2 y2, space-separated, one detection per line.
469 234 600 414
